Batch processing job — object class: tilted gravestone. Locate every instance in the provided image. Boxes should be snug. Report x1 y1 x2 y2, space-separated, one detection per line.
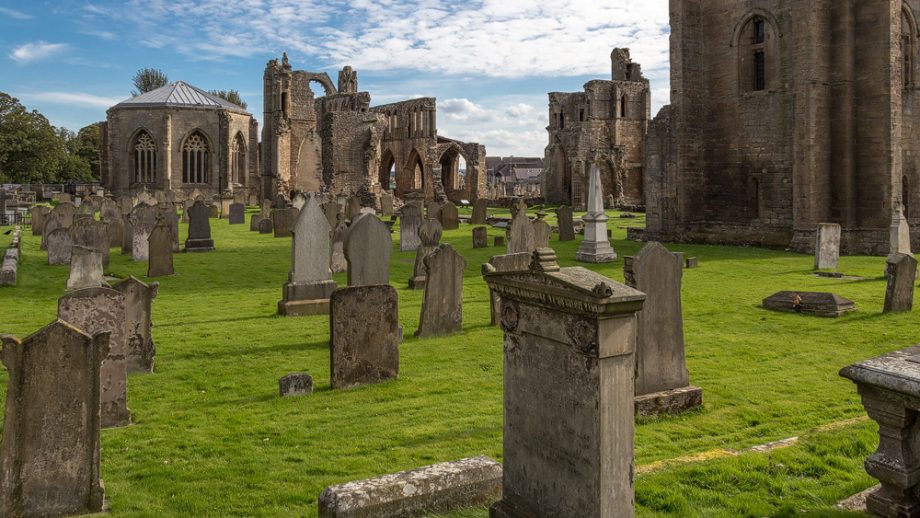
624 242 703 415
814 223 841 271
472 227 488 249
440 201 459 230
185 200 215 252
47 227 74 265
29 205 50 236
486 252 532 326
228 202 246 225
344 214 392 286
409 219 443 289
272 207 297 238
0 321 109 517
70 217 109 267
884 253 917 313
483 248 646 518
278 195 337 316
113 276 158 373
258 218 273 234
399 204 422 252
507 200 535 254
147 217 175 277
66 246 106 291
532 212 551 249
129 203 159 261
58 287 130 428
416 244 466 337
556 205 575 241
471 199 488 225
330 285 400 389
158 207 180 252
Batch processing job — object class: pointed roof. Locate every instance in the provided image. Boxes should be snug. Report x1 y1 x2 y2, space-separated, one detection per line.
112 81 249 114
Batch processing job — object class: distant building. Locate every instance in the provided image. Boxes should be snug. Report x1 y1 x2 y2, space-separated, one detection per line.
487 156 544 197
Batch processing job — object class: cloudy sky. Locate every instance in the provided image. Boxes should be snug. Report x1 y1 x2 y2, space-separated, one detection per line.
0 0 671 157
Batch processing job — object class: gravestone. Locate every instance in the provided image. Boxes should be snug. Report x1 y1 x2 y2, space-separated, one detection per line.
292 193 306 211
471 199 488 225
185 200 215 252
624 242 703 415
46 227 74 265
576 164 617 263
279 373 313 397
66 246 106 291
330 214 347 273
121 215 133 255
181 199 194 223
272 208 297 238
344 214 392 286
261 199 273 218
486 252 531 325
58 287 130 429
763 291 856 317
891 207 912 256
346 196 362 222
884 253 917 313
41 203 75 250
147 217 175 277
129 203 159 261
228 203 245 225
686 256 699 268
506 201 535 254
29 205 50 236
323 200 342 230
380 192 394 216
472 227 488 248
441 201 459 230
494 236 505 247
330 285 400 389
426 202 442 222
415 244 466 337
208 204 219 219
70 217 109 266
104 211 125 249
399 204 422 252
278 195 337 316
532 211 551 249
0 321 108 517
483 249 646 518
409 219 443 289
556 205 575 241
258 218 273 234
113 276 158 373
250 213 261 231
815 223 841 270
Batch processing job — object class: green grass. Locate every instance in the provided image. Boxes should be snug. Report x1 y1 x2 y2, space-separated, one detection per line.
0 205 902 516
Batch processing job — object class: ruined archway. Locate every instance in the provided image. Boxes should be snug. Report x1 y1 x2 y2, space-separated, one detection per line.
439 145 469 193
379 148 396 191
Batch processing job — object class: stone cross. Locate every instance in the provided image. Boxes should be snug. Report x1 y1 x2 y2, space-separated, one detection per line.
185 200 215 252
113 276 158 373
400 204 422 252
67 246 106 291
278 195 337 316
814 223 841 270
129 203 159 261
330 285 400 389
415 244 466 337
883 253 917 313
556 205 575 242
148 216 175 277
0 321 108 517
483 248 646 517
409 218 443 289
344 213 392 286
576 163 617 263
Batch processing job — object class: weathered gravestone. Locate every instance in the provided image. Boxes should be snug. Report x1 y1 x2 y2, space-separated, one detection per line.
441 201 459 230
121 215 134 256
344 214 392 286
494 236 505 247
763 291 856 317
380 192 394 216
884 253 917 313
228 203 245 225
272 207 297 238
471 199 488 225
250 213 261 231
624 242 703 415
104 211 125 249
41 203 76 251
506 201 535 254
486 252 531 326
416 244 466 337
158 207 180 252
181 199 194 223
330 213 347 273
483 248 646 518
399 204 422 252
208 203 219 219
66 246 106 291
278 196 337 316
840 345 920 518
346 196 362 222
532 211 551 249
0 321 108 517
556 205 575 241
323 200 342 230
58 287 130 429
70 217 109 266
426 201 442 222
113 276 158 373
29 205 49 236
279 373 313 397
576 163 617 263
47 227 74 265
814 223 841 270
409 219 443 289
891 206 912 256
185 200 215 252
129 203 159 261
330 285 400 389
258 218 273 234
147 217 175 277
472 227 488 249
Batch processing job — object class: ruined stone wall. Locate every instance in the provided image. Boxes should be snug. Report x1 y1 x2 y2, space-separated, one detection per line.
373 98 439 199
321 111 388 197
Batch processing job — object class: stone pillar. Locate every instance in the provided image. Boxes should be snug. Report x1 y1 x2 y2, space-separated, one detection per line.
576 163 616 263
484 248 646 518
840 345 920 517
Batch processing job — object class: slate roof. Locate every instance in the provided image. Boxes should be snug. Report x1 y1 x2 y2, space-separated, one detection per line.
112 81 249 114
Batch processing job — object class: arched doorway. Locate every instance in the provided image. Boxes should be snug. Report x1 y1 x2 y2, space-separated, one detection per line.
439 146 468 193
379 149 396 190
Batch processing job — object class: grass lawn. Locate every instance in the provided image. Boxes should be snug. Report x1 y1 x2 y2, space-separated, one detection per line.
0 205 902 516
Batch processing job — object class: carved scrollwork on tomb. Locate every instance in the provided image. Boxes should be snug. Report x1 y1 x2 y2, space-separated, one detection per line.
500 299 520 333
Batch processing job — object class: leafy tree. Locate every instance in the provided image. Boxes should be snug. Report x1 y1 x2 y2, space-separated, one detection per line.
132 68 169 96
67 123 103 179
208 89 248 110
0 92 67 183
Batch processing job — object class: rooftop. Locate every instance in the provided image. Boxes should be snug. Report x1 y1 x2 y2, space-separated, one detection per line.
111 81 249 114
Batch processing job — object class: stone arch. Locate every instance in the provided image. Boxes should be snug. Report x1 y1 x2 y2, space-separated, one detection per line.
733 9 782 93
379 147 396 190
301 72 337 97
730 9 783 48
230 131 247 186
438 144 471 193
403 148 425 194
179 129 212 184
128 128 158 185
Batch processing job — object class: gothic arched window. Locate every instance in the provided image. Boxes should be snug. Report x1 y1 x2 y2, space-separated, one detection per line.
737 14 777 93
133 131 157 184
182 131 209 184
230 133 245 185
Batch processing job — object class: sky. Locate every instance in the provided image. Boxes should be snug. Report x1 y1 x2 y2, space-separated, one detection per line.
0 0 671 158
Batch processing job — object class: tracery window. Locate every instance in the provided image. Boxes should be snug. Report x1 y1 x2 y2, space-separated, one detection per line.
182 131 209 184
230 133 245 185
133 131 157 183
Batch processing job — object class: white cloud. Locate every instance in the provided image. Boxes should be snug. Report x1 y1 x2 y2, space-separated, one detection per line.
9 41 70 63
0 7 31 20
81 30 116 40
17 91 124 109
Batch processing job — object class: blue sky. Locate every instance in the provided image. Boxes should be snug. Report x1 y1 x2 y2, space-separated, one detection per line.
0 0 670 157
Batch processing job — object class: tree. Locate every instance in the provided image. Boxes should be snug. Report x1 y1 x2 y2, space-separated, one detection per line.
132 68 169 96
67 123 103 179
0 92 67 183
208 89 248 110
